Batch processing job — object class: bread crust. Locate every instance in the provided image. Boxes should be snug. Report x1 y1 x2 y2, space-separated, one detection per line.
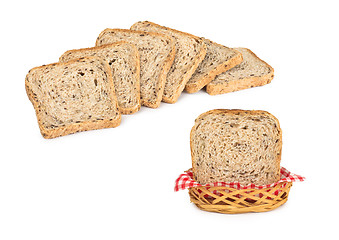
131 21 207 104
206 48 274 95
59 42 141 115
190 109 282 184
185 47 243 93
25 57 121 139
96 29 176 109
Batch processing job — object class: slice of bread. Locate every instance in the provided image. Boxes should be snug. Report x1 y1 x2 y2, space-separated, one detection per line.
25 57 121 139
96 29 175 108
206 48 274 95
190 109 282 185
185 38 243 93
131 21 207 103
59 42 141 115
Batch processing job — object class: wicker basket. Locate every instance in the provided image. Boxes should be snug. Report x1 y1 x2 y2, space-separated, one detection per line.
188 182 293 214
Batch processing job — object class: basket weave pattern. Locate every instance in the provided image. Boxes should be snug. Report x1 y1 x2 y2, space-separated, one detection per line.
188 182 293 214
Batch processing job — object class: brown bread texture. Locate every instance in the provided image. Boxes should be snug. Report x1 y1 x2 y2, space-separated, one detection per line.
190 109 282 185
206 48 274 95
131 21 207 103
185 38 243 93
59 42 141 115
25 57 121 139
96 29 175 108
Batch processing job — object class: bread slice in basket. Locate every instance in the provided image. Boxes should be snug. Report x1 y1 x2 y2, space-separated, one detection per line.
190 109 282 186
60 42 141 114
206 48 274 95
96 29 175 108
185 38 243 93
131 21 206 103
25 57 121 138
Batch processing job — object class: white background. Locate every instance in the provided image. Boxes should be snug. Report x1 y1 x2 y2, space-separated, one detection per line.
0 0 338 239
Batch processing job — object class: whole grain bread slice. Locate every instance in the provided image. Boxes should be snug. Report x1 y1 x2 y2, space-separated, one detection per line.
185 38 243 93
96 29 175 108
206 48 274 95
190 109 282 186
131 21 207 103
59 42 141 114
25 57 121 139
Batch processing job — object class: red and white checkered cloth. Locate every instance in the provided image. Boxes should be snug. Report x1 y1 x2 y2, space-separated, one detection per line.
174 167 305 192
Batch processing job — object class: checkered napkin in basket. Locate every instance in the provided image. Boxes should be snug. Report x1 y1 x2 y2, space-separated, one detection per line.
174 167 305 192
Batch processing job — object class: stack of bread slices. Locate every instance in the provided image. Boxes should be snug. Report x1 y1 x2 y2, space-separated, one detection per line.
26 21 274 138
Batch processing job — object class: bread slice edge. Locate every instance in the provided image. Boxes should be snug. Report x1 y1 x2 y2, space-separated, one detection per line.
95 28 176 109
206 48 274 95
162 43 206 103
130 21 207 103
185 48 243 93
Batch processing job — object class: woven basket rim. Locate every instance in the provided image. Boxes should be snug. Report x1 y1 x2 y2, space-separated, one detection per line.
189 181 291 190
188 181 293 214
